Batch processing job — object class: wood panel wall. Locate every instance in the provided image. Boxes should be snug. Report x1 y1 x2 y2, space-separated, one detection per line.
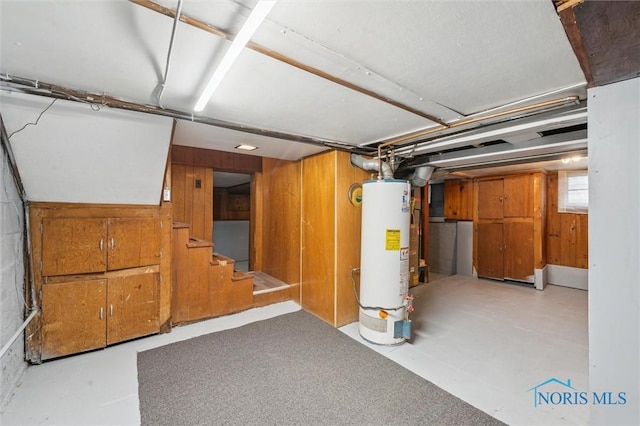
546 172 589 268
300 150 369 327
335 151 370 326
261 157 301 303
171 164 213 241
213 189 250 220
301 151 336 323
172 145 262 172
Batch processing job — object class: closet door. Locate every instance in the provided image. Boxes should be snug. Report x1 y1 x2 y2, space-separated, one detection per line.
477 180 504 219
503 175 533 218
504 221 534 281
477 222 504 279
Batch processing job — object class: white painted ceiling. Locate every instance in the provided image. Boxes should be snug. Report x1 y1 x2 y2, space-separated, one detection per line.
0 0 587 169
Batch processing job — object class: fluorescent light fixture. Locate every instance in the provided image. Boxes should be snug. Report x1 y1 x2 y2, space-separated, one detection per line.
193 1 276 112
235 144 258 151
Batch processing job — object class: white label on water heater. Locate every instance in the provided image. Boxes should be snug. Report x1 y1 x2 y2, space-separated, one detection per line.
399 247 409 296
401 190 410 213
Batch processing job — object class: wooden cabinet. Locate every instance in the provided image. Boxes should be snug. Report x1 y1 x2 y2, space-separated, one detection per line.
42 217 160 276
41 272 159 360
27 204 165 362
444 179 474 220
477 175 533 219
474 173 544 284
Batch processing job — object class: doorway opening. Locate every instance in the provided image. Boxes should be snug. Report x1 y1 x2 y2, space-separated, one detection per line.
213 171 252 271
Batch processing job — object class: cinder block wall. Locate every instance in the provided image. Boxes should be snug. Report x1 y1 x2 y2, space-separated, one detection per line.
0 148 26 410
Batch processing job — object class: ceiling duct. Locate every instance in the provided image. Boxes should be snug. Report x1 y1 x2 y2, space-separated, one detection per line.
350 153 393 179
409 166 435 187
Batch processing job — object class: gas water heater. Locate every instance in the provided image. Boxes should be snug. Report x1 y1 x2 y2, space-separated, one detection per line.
358 178 413 345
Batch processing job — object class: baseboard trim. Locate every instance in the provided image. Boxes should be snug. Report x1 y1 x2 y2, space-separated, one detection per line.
546 264 588 290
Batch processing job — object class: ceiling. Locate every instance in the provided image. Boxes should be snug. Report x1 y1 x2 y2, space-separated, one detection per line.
2 0 634 176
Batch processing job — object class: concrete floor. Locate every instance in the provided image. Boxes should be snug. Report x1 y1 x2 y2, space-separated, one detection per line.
1 275 588 425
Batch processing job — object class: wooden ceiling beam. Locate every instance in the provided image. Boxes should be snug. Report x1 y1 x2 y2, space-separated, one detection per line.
129 0 450 127
558 6 594 86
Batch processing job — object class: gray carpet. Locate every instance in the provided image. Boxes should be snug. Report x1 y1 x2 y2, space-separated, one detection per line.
138 310 504 425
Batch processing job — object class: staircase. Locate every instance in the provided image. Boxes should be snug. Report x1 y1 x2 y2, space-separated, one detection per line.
171 222 291 325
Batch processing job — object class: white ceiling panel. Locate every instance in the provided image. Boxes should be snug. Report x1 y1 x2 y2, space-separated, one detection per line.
1 0 588 166
172 119 328 161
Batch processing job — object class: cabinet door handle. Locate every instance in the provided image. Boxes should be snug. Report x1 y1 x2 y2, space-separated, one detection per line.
99 307 103 320
503 194 508 200
110 304 114 317
499 195 503 202
99 239 103 251
110 238 115 249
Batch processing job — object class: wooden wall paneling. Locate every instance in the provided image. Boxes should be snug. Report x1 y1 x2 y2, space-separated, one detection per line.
476 222 504 280
445 179 474 220
171 226 190 324
546 173 561 264
301 151 336 324
576 214 589 268
25 206 44 362
41 279 106 360
204 168 214 241
335 150 369 327
504 174 533 218
422 185 429 282
171 145 262 173
251 171 263 272
532 172 546 269
171 164 186 223
560 214 578 266
106 272 160 345
459 179 474 220
189 245 215 321
209 261 234 316
261 157 301 292
504 220 535 281
190 167 206 240
444 180 460 220
158 203 172 331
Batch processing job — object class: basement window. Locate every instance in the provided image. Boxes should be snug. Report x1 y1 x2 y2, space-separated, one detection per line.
558 170 588 213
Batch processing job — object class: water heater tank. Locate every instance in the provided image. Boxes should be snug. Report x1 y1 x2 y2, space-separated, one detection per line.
359 179 411 345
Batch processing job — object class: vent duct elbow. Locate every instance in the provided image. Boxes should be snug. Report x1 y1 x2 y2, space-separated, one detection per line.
409 166 435 187
350 153 393 179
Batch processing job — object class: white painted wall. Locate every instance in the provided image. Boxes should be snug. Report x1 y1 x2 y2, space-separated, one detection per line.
588 77 640 425
0 144 26 410
0 92 172 204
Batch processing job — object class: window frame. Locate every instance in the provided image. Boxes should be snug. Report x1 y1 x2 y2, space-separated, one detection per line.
558 170 588 214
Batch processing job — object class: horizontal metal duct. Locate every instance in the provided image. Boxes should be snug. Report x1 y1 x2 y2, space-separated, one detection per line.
423 129 587 169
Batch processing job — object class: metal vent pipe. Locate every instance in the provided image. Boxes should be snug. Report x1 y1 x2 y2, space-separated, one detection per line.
350 153 393 179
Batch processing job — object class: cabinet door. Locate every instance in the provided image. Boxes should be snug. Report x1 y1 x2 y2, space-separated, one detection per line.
107 218 160 271
42 218 107 276
106 273 159 345
41 280 106 360
477 180 504 219
504 221 534 282
503 175 533 217
477 223 504 279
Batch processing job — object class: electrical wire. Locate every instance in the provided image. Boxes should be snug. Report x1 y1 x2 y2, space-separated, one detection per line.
8 98 57 140
350 268 406 311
